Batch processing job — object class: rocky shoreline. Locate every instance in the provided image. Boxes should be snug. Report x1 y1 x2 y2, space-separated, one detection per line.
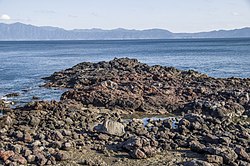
0 58 249 165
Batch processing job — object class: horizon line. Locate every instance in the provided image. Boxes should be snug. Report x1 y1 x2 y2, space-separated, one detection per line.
1 22 250 34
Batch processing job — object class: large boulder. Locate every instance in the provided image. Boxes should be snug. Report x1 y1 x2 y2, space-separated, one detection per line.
95 120 125 136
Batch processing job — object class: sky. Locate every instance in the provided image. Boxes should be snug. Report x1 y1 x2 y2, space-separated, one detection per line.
0 0 250 32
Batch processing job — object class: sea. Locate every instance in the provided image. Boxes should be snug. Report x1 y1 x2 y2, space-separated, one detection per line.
0 38 250 105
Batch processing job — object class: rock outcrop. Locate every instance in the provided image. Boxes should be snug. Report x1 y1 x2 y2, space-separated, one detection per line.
43 58 250 118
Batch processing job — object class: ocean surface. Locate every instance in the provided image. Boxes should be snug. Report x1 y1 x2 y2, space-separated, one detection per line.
1 38 250 105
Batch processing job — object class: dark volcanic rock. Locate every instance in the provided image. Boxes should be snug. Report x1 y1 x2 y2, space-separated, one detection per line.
1 58 250 165
190 141 206 153
121 136 158 159
43 58 250 116
0 98 250 165
5 93 20 98
54 151 70 161
235 146 250 162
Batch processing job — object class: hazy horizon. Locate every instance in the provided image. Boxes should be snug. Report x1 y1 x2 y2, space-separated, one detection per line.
1 22 250 33
0 0 250 33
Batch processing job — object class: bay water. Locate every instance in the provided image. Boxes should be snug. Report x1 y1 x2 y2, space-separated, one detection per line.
1 38 250 104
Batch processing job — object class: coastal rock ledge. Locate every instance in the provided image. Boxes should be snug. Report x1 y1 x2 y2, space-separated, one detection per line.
44 57 250 118
0 58 249 165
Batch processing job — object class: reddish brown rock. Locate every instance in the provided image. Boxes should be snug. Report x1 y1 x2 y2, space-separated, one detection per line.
11 154 27 165
0 150 15 162
43 58 250 116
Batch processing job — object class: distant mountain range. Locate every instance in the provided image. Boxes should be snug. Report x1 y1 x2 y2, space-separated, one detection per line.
0 22 250 40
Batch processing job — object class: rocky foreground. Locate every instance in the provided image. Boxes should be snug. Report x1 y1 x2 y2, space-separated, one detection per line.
0 58 250 166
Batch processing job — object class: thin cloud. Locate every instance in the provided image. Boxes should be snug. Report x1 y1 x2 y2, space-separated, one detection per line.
0 14 11 20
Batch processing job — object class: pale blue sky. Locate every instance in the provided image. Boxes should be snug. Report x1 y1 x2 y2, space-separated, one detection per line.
0 0 250 32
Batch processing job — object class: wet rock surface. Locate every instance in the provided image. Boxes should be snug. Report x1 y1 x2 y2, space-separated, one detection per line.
0 58 250 165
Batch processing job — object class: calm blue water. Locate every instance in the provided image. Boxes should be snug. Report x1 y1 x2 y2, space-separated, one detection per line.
0 38 250 104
